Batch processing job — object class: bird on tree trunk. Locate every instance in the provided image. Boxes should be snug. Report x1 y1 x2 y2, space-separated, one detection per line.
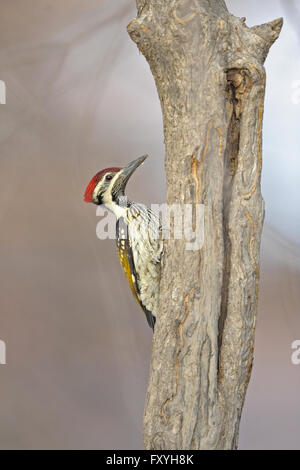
84 155 162 330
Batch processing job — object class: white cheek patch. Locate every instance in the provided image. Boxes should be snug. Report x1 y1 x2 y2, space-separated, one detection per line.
92 180 103 203
92 172 121 204
102 171 129 219
105 172 122 203
92 171 127 219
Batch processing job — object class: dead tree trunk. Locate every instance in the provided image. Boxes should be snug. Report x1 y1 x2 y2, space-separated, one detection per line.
128 0 282 450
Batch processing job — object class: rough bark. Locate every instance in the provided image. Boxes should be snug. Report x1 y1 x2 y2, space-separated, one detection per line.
128 0 282 450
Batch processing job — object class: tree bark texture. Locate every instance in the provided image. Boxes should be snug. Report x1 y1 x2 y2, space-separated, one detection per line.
128 0 282 450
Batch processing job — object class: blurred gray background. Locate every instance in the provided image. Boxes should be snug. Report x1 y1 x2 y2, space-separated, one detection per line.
0 0 299 450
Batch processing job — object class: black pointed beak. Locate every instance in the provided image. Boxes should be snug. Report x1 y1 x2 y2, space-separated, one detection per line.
119 154 148 190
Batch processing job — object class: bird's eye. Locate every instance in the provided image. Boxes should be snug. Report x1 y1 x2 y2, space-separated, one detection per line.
105 174 113 181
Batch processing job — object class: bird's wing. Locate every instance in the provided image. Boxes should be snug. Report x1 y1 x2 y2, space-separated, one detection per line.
128 203 162 262
116 217 156 330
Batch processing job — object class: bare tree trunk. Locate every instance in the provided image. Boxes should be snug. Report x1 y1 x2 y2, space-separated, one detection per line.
128 0 282 450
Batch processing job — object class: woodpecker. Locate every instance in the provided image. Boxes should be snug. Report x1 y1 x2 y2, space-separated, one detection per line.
84 155 162 330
